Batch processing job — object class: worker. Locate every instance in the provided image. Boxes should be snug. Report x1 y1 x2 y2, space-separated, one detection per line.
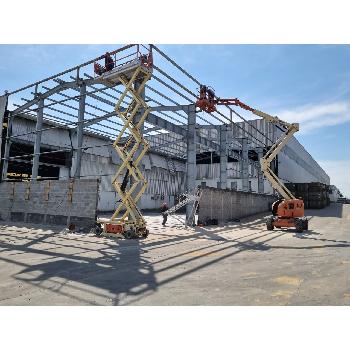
161 202 168 226
105 52 114 72
94 62 105 76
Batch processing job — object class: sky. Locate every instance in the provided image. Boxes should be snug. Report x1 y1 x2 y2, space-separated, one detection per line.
0 44 349 196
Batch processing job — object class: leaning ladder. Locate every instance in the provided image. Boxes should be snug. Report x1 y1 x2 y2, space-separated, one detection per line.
165 187 202 227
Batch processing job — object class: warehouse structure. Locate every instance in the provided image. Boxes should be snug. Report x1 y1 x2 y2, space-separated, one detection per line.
0 45 330 222
0 112 329 212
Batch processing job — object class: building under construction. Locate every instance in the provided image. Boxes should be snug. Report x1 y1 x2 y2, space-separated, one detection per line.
2 44 350 307
0 44 330 232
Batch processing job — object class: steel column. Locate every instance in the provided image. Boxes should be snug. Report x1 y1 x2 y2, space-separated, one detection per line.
1 112 12 181
31 97 44 180
74 83 86 178
134 80 145 133
0 95 8 181
257 147 264 193
132 80 145 200
0 95 7 152
219 125 227 189
241 138 249 191
186 104 196 220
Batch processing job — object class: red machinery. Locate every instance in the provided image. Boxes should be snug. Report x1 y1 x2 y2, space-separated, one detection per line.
196 85 254 113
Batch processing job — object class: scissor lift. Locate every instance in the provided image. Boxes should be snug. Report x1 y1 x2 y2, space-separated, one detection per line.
94 45 153 239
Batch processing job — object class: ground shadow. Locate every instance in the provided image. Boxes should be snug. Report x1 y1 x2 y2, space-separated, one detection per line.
1 204 349 305
0 228 157 305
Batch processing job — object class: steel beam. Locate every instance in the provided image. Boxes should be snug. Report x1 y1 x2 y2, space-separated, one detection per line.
186 104 196 220
153 65 197 98
82 107 220 153
151 45 201 86
31 97 44 180
24 78 219 153
257 148 264 193
150 105 189 112
146 112 186 136
12 78 95 116
0 95 8 180
198 125 220 130
6 45 137 96
219 125 228 189
83 73 190 124
150 137 186 150
241 138 249 191
74 83 86 178
1 112 12 181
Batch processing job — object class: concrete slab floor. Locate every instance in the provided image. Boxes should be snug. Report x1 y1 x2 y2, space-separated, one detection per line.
0 203 349 306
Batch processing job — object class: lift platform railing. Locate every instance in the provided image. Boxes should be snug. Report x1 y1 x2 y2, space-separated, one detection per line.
93 44 153 78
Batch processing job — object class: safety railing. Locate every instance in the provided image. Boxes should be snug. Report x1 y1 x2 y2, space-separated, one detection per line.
93 44 153 78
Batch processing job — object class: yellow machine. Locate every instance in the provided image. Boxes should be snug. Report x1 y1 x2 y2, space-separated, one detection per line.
254 110 308 233
93 45 153 239
196 85 308 233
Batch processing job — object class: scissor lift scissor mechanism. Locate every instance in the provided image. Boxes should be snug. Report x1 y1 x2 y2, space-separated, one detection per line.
94 46 153 239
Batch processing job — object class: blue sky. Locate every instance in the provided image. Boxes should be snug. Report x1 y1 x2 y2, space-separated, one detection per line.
1 44 349 196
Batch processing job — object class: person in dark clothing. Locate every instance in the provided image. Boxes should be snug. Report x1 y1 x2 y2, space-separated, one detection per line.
161 202 168 226
94 62 105 76
105 52 114 72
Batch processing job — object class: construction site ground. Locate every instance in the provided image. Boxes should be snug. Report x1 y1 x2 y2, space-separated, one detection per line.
0 203 349 306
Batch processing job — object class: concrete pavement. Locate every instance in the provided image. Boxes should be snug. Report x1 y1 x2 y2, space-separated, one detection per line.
0 203 349 305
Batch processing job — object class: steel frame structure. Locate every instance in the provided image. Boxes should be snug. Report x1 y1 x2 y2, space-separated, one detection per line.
0 44 277 223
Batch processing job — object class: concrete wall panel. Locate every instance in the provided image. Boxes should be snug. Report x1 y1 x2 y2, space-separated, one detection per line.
198 186 276 224
0 179 99 229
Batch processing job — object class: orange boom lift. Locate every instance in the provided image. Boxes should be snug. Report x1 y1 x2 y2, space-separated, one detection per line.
196 85 308 233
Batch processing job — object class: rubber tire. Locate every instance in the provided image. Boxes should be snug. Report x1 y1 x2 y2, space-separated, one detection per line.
295 219 304 233
124 230 134 239
302 219 308 230
266 218 274 231
94 223 103 236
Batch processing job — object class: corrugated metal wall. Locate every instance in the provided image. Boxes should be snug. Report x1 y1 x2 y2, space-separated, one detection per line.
197 162 259 179
78 152 186 211
144 167 185 195
9 115 331 212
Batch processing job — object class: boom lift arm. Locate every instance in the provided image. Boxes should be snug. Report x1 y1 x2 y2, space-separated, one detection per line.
195 85 297 200
196 85 307 233
256 111 298 200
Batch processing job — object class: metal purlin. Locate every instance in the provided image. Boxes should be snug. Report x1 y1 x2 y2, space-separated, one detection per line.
110 65 152 228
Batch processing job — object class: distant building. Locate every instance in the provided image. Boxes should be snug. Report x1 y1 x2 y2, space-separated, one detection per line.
328 185 342 203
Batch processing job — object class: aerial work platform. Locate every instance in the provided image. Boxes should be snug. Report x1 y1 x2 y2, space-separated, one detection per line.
93 45 153 87
94 45 153 239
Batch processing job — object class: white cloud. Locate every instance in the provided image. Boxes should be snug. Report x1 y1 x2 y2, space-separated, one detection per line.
318 160 350 197
277 102 350 134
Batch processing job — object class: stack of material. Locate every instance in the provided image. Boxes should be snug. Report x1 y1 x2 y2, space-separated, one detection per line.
285 182 330 209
